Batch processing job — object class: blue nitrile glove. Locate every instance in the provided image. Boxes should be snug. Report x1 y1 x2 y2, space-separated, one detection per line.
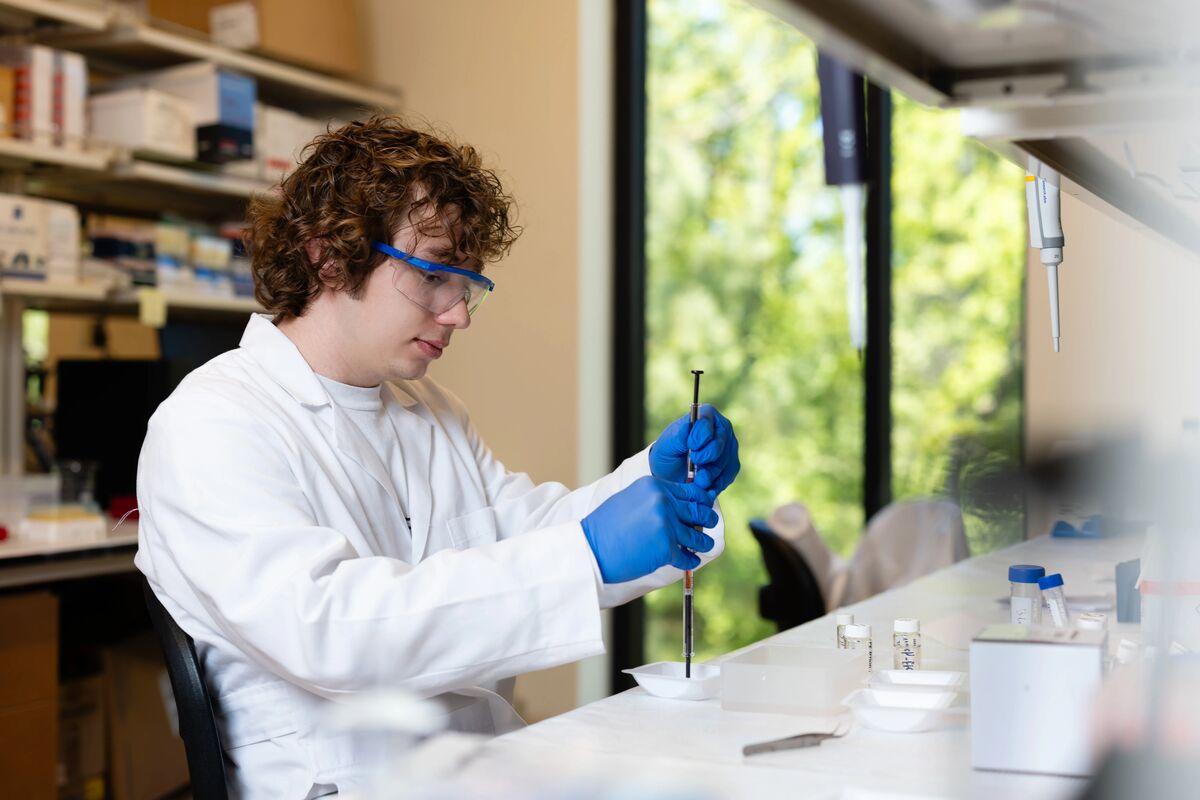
581 475 718 584
649 404 741 495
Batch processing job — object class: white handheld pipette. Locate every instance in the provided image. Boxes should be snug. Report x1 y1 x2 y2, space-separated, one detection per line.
1025 167 1065 352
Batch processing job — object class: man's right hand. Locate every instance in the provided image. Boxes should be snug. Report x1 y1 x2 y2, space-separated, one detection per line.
581 476 717 584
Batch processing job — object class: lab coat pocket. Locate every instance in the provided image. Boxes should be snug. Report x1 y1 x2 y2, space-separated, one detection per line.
216 681 300 748
446 505 499 550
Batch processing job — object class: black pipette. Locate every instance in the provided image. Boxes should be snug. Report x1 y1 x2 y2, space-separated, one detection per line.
684 369 703 678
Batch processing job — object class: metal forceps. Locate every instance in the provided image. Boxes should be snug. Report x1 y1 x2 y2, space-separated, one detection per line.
742 724 849 757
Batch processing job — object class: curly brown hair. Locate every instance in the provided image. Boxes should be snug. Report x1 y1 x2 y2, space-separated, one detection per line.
245 115 520 319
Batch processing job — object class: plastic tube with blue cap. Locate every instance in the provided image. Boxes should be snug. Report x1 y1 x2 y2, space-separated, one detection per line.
1039 573 1070 628
1009 564 1045 625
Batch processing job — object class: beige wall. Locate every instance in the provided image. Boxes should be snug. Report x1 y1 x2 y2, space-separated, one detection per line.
358 0 596 721
1024 189 1200 533
1025 192 1200 454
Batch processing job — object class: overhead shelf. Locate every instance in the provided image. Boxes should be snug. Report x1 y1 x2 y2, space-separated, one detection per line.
0 277 263 318
41 11 401 113
0 137 109 172
110 157 273 199
750 0 1200 259
0 0 110 34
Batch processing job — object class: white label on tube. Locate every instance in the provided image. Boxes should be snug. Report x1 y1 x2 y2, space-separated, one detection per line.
1012 596 1034 625
1047 599 1068 628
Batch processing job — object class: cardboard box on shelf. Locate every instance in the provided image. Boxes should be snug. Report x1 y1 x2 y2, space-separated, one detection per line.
121 0 362 76
59 676 106 800
0 701 58 797
108 62 256 163
211 0 361 77
52 51 87 152
89 87 196 161
0 65 15 137
0 591 59 798
102 633 188 800
0 45 54 146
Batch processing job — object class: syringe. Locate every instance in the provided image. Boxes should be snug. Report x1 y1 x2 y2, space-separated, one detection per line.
683 369 703 678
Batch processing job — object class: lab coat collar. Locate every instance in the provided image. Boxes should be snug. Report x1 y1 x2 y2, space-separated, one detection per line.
239 314 328 407
238 314 419 408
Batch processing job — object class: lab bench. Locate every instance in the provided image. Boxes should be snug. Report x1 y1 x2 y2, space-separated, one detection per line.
0 522 138 589
462 533 1143 799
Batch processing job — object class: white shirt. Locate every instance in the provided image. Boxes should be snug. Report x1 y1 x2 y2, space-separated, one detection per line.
314 375 411 533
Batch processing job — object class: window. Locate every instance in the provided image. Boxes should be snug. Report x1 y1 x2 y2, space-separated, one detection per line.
635 0 1026 667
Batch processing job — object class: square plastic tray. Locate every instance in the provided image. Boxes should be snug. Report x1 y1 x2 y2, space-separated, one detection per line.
720 644 868 715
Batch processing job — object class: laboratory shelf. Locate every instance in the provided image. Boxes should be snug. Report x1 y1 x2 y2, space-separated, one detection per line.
0 0 110 34
1 277 263 318
0 277 113 304
41 11 401 113
110 157 274 199
0 137 111 172
112 287 262 315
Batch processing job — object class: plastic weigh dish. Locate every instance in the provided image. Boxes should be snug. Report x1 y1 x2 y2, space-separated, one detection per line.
869 670 966 689
623 661 721 700
842 688 968 733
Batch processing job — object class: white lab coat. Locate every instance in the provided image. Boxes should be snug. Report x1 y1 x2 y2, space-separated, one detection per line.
135 314 724 798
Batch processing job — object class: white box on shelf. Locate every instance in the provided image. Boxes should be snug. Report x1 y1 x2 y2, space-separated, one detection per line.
210 1 260 50
53 51 87 151
0 194 47 279
43 200 80 282
0 45 54 146
88 88 196 161
108 61 256 129
261 104 302 180
108 61 256 162
970 624 1104 777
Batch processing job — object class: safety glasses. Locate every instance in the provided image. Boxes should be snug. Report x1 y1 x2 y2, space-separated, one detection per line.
371 241 495 316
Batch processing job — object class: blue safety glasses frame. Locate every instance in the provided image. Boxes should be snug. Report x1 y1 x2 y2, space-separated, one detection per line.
370 240 496 315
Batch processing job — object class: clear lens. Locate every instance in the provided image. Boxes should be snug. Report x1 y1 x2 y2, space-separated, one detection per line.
392 260 489 315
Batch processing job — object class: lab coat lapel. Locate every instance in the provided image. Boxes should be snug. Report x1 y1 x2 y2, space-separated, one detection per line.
329 408 403 514
385 384 433 562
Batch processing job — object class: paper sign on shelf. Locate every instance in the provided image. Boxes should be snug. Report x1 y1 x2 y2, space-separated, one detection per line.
137 288 167 328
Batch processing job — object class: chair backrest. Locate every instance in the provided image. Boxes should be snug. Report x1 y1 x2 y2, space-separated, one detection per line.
749 518 826 632
841 499 968 604
141 578 229 800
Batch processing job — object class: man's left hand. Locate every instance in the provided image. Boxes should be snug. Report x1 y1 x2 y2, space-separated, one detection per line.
649 404 740 495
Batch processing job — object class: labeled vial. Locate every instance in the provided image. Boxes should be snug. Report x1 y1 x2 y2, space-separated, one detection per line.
844 623 872 673
1008 564 1045 625
1038 573 1069 628
835 611 855 649
893 618 922 670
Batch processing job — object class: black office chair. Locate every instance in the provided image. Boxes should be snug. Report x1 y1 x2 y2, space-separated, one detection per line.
749 518 827 632
141 578 230 800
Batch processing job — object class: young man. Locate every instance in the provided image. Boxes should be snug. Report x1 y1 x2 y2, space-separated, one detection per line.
136 116 740 797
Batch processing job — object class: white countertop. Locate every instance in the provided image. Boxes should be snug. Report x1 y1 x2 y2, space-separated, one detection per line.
0 520 138 561
464 533 1143 799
